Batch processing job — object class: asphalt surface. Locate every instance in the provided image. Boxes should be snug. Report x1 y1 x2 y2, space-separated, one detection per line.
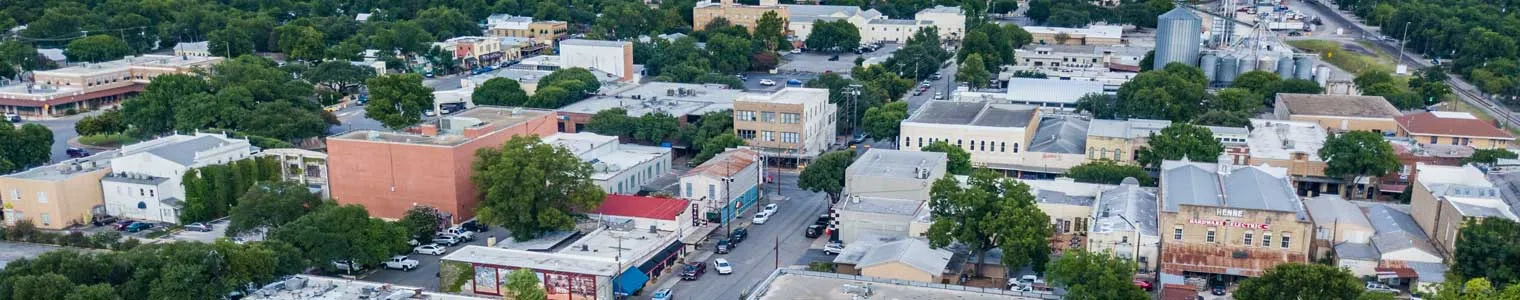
777 43 902 74
360 233 494 289
30 113 87 164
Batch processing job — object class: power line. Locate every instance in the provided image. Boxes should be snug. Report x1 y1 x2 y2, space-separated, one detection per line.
10 25 155 42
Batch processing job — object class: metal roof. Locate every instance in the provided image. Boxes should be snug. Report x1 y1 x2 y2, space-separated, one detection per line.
1371 231 1439 256
854 238 954 275
1036 190 1096 207
905 101 1036 128
1094 182 1159 236
147 135 242 166
1334 242 1380 260
1028 115 1089 154
1303 195 1372 229
1003 78 1106 104
1160 161 1305 220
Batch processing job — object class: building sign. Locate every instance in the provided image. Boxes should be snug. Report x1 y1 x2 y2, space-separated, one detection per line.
1216 209 1244 218
1189 218 1269 230
691 203 701 226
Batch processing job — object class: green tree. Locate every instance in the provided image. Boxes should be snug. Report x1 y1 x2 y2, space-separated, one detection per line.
505 268 547 300
1319 131 1400 196
1076 93 1121 119
305 61 376 94
64 35 131 63
10 273 73 300
1136 123 1224 169
0 41 43 79
1452 218 1520 286
1354 70 1396 92
921 141 972 175
526 86 571 108
275 24 327 61
270 205 408 272
991 0 1020 14
706 33 753 74
1463 148 1519 165
927 169 1052 275
472 135 605 241
1232 70 1283 101
861 101 908 142
1114 63 1208 121
635 113 681 144
1193 110 1252 127
0 123 53 172
365 74 434 130
1210 88 1264 113
370 21 436 55
798 151 856 201
1045 249 1149 300
1233 263 1364 300
415 7 479 39
399 205 445 243
226 182 328 237
1027 0 1053 23
585 108 636 137
957 54 992 88
754 11 791 51
695 133 744 164
74 110 125 136
1065 160 1155 186
1428 277 1520 300
805 20 861 52
207 29 256 58
64 283 118 300
1277 79 1325 94
472 78 529 106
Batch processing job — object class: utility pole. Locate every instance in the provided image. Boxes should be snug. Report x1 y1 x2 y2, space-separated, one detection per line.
1396 22 1410 73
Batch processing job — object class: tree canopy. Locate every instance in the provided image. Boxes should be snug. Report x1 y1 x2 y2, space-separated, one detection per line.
0 240 305 300
269 204 408 272
926 169 1052 274
1319 131 1401 194
1233 263 1366 300
364 73 434 130
1091 63 1209 121
1065 160 1155 186
921 141 973 175
472 78 530 107
1463 148 1519 166
63 35 131 63
861 101 908 143
226 181 328 238
1045 249 1149 300
804 20 861 52
1136 123 1225 169
472 135 605 241
1452 218 1520 286
0 122 53 174
798 150 857 201
120 56 328 140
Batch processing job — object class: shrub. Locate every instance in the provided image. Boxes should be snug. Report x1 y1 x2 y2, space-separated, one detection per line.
5 220 39 242
60 231 91 248
90 231 122 249
78 133 140 147
116 238 141 251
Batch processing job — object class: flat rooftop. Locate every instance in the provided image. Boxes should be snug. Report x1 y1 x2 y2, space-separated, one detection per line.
588 145 669 180
247 275 488 300
0 83 85 97
1276 93 1401 119
738 87 829 105
748 269 1049 300
1248 119 1326 161
905 101 1037 128
1024 25 1123 39
839 196 926 216
1005 78 1106 104
444 245 620 276
561 82 742 117
39 55 221 76
846 149 947 179
561 39 630 48
4 150 118 181
331 106 552 146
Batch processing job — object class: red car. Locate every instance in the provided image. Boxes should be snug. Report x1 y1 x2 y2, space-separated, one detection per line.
1134 279 1153 291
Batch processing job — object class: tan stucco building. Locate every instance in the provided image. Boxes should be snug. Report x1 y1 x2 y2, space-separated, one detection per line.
832 237 954 283
1273 94 1402 134
0 152 115 229
693 0 788 32
733 87 835 160
484 14 567 47
1024 25 1123 45
1395 112 1515 150
1085 119 1249 165
1409 163 1517 257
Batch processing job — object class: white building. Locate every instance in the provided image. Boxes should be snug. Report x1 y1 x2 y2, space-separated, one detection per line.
955 78 1109 109
101 133 255 223
559 39 636 81
173 41 211 57
900 101 1037 171
785 5 964 43
1089 178 1161 272
679 148 764 224
835 149 948 242
914 6 966 40
543 133 674 195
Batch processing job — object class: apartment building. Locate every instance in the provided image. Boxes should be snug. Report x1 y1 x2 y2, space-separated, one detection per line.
693 0 788 32
484 14 567 47
1157 160 1312 285
1272 94 1401 134
732 87 835 160
326 107 559 221
0 54 222 116
1410 163 1517 257
1395 111 1515 150
0 151 115 229
102 133 255 224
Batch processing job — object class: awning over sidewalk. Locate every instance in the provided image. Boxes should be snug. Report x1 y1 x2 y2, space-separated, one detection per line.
614 266 649 296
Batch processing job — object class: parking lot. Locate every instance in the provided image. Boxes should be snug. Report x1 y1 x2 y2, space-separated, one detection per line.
360 230 495 289
739 72 820 92
777 43 901 74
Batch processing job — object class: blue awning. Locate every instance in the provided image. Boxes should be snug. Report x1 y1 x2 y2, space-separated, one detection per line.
613 267 648 296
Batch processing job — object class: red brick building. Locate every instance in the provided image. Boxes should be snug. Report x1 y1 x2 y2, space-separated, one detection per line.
327 106 559 221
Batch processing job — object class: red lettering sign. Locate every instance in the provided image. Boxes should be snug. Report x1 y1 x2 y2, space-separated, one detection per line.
1188 218 1270 230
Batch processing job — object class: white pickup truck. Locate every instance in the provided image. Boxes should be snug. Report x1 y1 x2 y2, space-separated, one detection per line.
382 256 420 271
440 227 476 241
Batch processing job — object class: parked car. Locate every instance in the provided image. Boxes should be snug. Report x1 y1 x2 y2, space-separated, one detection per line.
680 262 706 280
913 89 924 96
414 244 447 255
759 79 776 86
1211 283 1228 296
827 55 840 61
715 239 732 254
933 92 944 100
752 211 771 224
931 72 943 80
651 288 673 300
184 222 213 232
713 258 734 275
1134 279 1153 291
66 147 90 158
730 228 749 244
814 215 833 226
382 255 420 271
114 220 138 231
1365 282 1398 294
763 203 778 214
433 235 462 246
441 228 476 241
125 222 153 232
789 48 802 54
805 224 825 238
4 113 18 122
823 241 845 255
459 219 489 232
331 260 364 273
91 215 118 226
786 79 803 86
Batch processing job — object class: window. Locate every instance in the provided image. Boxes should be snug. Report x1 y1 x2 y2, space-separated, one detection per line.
35 192 46 204
980 141 987 151
1001 142 1006 152
8 189 17 201
956 139 962 148
148 190 154 197
781 132 800 143
904 136 912 147
738 129 757 139
1013 143 1020 153
1281 233 1291 248
1206 227 1216 242
685 183 693 198
1243 231 1253 246
39 213 49 226
762 131 774 141
737 111 757 121
708 184 717 200
1173 226 1183 240
1429 136 1437 144
918 137 924 147
1121 236 1129 244
760 112 776 122
1263 232 1272 247
139 188 145 196
781 113 800 124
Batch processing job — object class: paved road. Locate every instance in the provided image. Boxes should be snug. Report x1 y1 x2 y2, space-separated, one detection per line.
328 103 387 134
26 111 99 163
665 173 831 300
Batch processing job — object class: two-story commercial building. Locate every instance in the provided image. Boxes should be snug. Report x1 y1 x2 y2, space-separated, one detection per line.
900 101 1036 170
484 14 567 48
1023 25 1123 45
0 54 222 117
835 149 947 242
1272 94 1402 134
1089 178 1161 272
679 148 763 226
732 87 835 161
692 0 788 32
1157 160 1312 286
0 151 116 229
102 133 255 224
1410 163 1517 257
1246 119 1335 196
1395 111 1515 149
543 132 673 195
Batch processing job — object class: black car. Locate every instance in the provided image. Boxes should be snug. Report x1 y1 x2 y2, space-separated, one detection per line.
680 263 706 280
459 219 489 232
730 228 749 244
1211 284 1227 296
805 225 824 238
91 215 118 226
66 147 90 158
715 239 732 254
827 55 840 61
814 215 833 226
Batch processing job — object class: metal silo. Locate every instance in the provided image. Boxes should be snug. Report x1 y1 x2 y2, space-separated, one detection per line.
1294 57 1315 79
1258 55 1277 73
1240 54 1257 74
1276 55 1294 77
1154 8 1203 70
1219 55 1240 85
1201 53 1219 84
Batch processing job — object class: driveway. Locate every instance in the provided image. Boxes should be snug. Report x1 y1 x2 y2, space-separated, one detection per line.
777 43 901 74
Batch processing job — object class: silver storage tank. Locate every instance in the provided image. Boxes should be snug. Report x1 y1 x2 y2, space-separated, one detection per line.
1219 55 1241 85
1276 55 1295 77
1154 8 1203 70
1201 53 1219 84
1295 57 1315 79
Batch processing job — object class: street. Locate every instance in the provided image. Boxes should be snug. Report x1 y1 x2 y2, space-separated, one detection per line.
30 112 89 163
659 173 831 300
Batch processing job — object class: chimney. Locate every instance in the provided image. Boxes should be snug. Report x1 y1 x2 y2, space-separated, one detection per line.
419 124 439 136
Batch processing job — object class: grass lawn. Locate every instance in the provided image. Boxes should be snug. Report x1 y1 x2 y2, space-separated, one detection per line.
78 133 139 148
1286 40 1398 75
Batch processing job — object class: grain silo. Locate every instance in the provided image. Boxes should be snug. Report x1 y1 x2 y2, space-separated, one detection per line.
1276 55 1295 78
1154 8 1203 70
1294 57 1315 80
1201 53 1219 84
1219 54 1240 85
